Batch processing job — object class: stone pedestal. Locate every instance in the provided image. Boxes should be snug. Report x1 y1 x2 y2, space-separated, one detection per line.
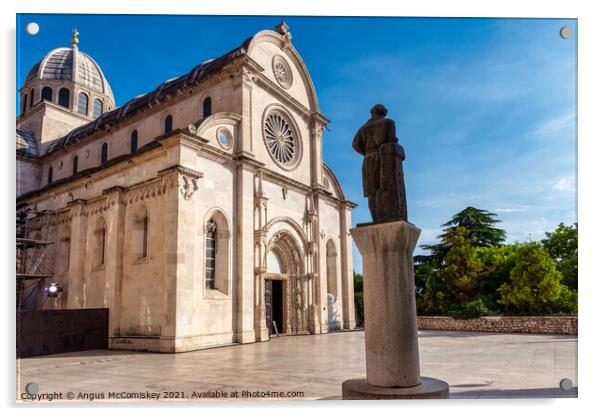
343 221 448 399
342 377 449 400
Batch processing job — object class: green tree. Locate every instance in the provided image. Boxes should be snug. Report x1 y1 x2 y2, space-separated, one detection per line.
420 207 506 266
439 227 483 301
541 222 578 290
420 227 489 318
353 271 364 327
414 260 438 315
499 242 577 315
476 244 519 313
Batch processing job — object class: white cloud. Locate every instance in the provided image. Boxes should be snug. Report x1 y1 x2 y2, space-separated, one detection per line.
494 205 531 213
532 112 576 139
554 176 574 191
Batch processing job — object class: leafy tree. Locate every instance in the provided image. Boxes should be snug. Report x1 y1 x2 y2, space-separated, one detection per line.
439 227 483 302
476 244 519 312
420 227 489 318
353 271 364 327
541 222 578 290
420 272 448 315
499 242 577 315
414 260 438 315
420 207 506 266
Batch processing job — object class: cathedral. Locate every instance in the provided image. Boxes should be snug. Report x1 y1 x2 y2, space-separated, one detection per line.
16 23 356 352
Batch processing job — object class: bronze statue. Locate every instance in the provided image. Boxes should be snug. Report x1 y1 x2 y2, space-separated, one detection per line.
352 104 408 223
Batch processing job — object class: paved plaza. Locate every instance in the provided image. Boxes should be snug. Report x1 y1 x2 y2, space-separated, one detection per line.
17 330 577 402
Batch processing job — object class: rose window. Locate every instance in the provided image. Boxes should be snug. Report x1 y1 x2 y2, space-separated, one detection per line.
272 55 292 89
263 111 298 166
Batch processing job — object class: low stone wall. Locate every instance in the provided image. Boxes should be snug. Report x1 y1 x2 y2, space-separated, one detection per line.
417 316 577 335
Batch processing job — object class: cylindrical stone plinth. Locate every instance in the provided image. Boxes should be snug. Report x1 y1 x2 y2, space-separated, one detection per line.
350 221 421 388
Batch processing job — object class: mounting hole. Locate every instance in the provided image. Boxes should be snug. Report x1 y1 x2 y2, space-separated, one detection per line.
25 382 39 395
25 22 40 36
559 26 571 39
559 378 573 391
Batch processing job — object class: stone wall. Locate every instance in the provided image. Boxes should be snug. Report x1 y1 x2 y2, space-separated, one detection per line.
417 316 577 335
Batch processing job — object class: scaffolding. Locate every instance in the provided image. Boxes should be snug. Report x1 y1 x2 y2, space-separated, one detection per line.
16 206 55 310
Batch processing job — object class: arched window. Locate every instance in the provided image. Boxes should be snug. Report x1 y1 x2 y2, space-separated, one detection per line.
93 98 103 118
58 88 70 108
29 89 34 107
164 115 173 133
72 155 78 175
204 212 230 294
205 219 216 289
101 143 108 164
58 226 71 274
22 94 28 113
130 130 138 153
94 217 107 268
41 87 53 102
203 97 212 118
133 205 150 260
47 166 53 185
77 92 89 115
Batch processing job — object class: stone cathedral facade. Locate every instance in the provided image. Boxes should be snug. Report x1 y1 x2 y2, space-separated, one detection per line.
16 24 356 352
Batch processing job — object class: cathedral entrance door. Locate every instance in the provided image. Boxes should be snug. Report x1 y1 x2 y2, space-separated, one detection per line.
264 279 284 336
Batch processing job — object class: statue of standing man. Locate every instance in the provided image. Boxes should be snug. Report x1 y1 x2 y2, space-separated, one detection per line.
352 104 408 223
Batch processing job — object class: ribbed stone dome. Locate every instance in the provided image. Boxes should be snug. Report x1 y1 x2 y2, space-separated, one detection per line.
25 46 113 99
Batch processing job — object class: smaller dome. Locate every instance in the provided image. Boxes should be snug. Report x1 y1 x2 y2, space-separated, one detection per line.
16 128 38 157
25 46 113 100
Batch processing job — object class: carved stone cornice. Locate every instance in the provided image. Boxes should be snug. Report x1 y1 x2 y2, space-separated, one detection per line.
157 164 203 200
124 178 168 204
53 209 73 225
66 198 87 217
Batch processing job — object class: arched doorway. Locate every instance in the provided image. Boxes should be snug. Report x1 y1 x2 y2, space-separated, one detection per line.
264 230 307 336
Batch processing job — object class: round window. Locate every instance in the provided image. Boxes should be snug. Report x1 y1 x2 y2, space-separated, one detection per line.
272 55 292 89
216 128 233 150
263 110 299 168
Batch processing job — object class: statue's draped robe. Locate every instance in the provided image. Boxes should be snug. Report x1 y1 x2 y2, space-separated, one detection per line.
352 117 408 223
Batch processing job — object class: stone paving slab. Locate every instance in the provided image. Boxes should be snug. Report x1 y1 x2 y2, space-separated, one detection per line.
16 330 577 402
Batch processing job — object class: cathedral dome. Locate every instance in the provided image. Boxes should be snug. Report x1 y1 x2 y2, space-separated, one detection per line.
25 46 113 98
19 32 115 119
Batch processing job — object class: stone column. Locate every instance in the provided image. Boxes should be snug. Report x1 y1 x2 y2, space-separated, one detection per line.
234 159 259 343
342 220 448 399
66 199 87 309
339 204 356 330
101 187 126 339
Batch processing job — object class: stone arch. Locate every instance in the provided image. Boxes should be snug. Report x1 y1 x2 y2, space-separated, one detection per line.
264 227 307 335
263 217 308 249
265 229 305 276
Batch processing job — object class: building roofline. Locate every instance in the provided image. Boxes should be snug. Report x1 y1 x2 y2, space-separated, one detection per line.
42 36 254 157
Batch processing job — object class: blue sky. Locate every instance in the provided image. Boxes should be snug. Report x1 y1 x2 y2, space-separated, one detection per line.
16 15 577 272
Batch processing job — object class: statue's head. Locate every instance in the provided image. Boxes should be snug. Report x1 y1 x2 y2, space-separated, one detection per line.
370 104 388 118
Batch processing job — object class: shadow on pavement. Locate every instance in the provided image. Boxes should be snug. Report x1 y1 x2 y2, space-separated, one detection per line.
451 386 578 399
